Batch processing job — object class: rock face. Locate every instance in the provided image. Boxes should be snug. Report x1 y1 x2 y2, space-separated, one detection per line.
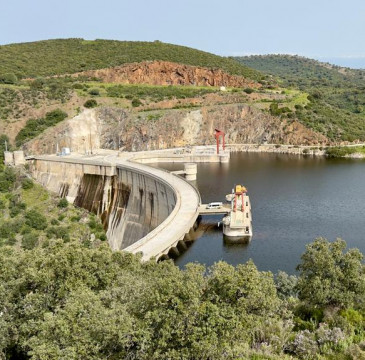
24 105 327 155
73 61 260 88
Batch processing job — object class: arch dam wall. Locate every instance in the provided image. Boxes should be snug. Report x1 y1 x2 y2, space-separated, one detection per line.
29 158 181 254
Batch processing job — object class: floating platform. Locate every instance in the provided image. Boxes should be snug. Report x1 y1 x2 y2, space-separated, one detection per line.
222 185 253 242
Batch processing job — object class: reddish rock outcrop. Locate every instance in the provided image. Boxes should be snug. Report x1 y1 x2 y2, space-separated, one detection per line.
74 61 260 88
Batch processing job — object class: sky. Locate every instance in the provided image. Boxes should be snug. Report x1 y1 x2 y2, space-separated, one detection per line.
1 0 365 68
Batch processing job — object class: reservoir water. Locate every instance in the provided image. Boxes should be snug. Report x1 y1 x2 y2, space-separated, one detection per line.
157 153 365 273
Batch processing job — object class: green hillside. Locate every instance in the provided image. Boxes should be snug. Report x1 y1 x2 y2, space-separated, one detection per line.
0 38 263 80
234 55 365 142
233 54 365 87
0 163 106 249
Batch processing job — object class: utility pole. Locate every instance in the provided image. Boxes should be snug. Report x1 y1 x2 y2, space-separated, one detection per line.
4 140 8 152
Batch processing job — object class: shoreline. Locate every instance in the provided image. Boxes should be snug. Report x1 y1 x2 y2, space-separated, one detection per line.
226 143 365 158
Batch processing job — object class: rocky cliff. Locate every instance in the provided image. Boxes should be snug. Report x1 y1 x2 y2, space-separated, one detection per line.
73 61 260 88
24 104 327 155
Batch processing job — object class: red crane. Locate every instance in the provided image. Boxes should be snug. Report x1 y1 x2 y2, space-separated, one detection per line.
215 129 225 154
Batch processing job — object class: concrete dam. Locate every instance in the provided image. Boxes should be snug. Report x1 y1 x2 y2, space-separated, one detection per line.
27 150 207 260
75 167 177 250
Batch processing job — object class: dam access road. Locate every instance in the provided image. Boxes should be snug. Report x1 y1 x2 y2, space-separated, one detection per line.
27 147 228 261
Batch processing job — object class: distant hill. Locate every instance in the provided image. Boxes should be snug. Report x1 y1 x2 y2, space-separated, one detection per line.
233 54 365 142
233 54 365 87
0 39 263 80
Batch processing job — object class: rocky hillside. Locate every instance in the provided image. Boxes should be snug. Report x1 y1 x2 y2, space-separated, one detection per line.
4 39 357 151
23 105 327 155
72 61 261 88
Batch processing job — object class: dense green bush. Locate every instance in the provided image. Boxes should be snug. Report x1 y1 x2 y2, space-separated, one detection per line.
25 209 47 230
131 98 142 107
15 109 68 147
0 72 17 84
46 226 70 241
325 146 362 158
88 88 100 96
297 238 365 309
57 198 68 208
21 232 39 250
83 99 98 108
269 103 292 116
0 237 363 359
243 87 254 94
0 166 16 192
21 177 34 190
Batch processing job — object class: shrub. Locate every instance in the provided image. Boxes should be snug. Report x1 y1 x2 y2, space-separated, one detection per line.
0 72 18 84
83 99 98 108
21 233 39 250
243 87 254 94
88 88 100 96
99 233 107 241
72 83 83 89
25 210 47 230
51 219 59 226
30 77 45 90
15 109 68 147
325 146 356 158
21 178 34 190
296 238 365 309
0 224 13 239
131 98 142 107
58 198 68 208
0 167 16 192
46 226 70 241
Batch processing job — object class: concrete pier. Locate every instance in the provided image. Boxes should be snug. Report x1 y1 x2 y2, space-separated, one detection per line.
184 163 197 181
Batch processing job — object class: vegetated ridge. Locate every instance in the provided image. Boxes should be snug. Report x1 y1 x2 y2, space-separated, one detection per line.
0 38 263 80
234 55 365 142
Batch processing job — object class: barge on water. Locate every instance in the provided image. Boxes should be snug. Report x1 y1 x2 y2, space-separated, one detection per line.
222 184 253 242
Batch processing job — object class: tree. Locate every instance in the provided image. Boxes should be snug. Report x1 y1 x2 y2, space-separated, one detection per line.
275 271 298 299
26 288 138 360
296 238 365 309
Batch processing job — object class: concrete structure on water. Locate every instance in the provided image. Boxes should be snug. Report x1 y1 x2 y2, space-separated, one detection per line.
223 185 252 241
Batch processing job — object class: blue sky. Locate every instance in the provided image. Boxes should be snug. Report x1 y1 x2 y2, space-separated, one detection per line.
1 0 365 67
